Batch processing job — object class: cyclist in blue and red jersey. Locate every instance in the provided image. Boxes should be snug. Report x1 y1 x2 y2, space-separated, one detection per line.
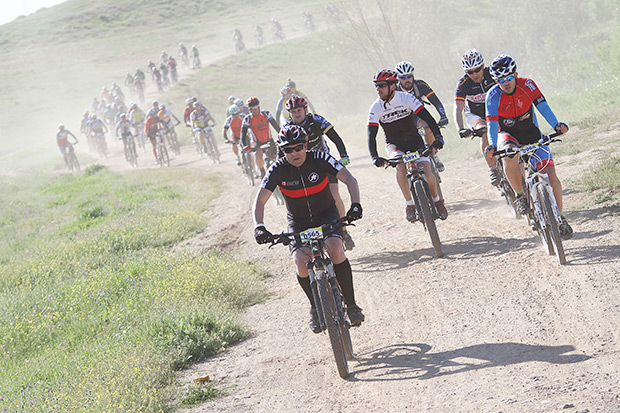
485 54 572 240
56 124 79 167
454 49 500 186
395 60 448 172
367 69 447 222
252 124 364 333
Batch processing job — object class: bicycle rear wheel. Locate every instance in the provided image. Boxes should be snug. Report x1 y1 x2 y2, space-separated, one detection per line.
70 152 80 172
537 183 566 264
316 270 349 379
414 180 443 258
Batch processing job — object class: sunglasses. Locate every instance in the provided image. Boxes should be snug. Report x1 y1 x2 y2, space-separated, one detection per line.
374 83 389 89
281 143 306 154
466 66 483 75
399 74 413 80
497 74 515 84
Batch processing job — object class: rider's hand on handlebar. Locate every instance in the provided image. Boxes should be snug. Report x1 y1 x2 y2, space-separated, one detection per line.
438 117 449 127
372 157 387 168
554 122 569 134
346 202 363 221
484 144 497 156
431 138 444 150
339 155 350 166
459 128 473 139
254 225 273 244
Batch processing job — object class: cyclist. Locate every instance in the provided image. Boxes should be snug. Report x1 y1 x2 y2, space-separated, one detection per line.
235 98 250 116
271 18 284 41
183 97 197 127
158 104 181 148
254 24 264 46
225 95 238 117
56 124 79 167
124 73 135 93
190 45 201 69
284 95 356 250
178 42 188 64
454 48 500 186
253 124 365 333
115 113 135 161
223 104 245 165
190 102 217 146
128 102 145 137
276 79 316 125
485 54 573 239
241 96 281 178
367 69 447 222
395 60 448 172
134 67 145 83
80 111 90 136
144 110 168 162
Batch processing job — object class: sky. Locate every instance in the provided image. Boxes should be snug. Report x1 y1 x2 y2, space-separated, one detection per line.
0 0 68 26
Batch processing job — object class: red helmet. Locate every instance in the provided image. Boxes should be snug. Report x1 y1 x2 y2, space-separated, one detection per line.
373 69 398 84
247 96 260 107
285 95 307 111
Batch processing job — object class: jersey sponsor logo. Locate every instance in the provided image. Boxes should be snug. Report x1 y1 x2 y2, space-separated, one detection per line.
525 79 536 92
517 112 531 121
381 107 410 123
467 93 487 103
503 118 516 127
281 180 300 187
308 172 319 183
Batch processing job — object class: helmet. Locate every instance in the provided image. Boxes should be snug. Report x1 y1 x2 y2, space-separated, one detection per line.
185 97 193 103
280 86 290 96
58 123 65 130
159 104 166 110
461 48 484 70
277 124 308 147
131 103 137 109
92 115 97 120
247 96 260 107
234 98 244 107
373 69 398 84
285 79 296 89
489 54 517 79
178 42 183 46
83 111 89 117
190 96 197 102
394 61 414 77
285 95 308 111
192 102 201 108
120 112 126 117
228 105 240 115
152 100 159 106
228 95 237 104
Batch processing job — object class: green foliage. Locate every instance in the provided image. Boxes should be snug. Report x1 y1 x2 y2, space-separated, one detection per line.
580 157 620 203
181 382 222 406
0 169 266 411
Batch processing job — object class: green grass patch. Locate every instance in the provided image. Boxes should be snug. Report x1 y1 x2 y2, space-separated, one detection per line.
580 157 620 203
0 167 266 411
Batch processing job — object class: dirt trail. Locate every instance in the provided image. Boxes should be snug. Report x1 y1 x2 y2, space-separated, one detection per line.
97 129 620 412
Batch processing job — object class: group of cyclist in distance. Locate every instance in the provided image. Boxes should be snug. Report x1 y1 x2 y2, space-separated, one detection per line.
57 44 574 335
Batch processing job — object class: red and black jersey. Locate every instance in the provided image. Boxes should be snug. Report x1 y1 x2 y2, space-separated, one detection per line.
261 151 343 221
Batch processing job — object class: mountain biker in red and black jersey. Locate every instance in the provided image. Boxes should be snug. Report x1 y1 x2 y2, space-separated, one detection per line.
284 95 356 250
241 96 281 178
485 54 573 240
395 60 448 172
223 104 245 166
454 48 500 186
56 124 79 166
253 124 365 333
368 69 447 222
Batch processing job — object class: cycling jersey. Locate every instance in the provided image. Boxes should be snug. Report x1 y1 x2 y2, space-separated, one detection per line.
129 108 144 124
285 113 347 157
190 110 211 129
56 130 70 147
367 91 429 157
262 151 343 221
223 114 245 139
398 79 447 118
241 110 278 146
89 119 106 134
454 67 496 119
485 77 555 146
116 119 133 137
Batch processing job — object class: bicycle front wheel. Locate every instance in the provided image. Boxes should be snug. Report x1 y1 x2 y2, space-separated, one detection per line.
70 152 80 172
316 270 349 379
537 183 566 264
414 180 443 258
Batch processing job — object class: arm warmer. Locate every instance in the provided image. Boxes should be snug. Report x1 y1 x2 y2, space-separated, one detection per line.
367 124 379 159
428 94 447 118
325 127 348 157
536 101 559 129
488 120 500 147
417 107 442 142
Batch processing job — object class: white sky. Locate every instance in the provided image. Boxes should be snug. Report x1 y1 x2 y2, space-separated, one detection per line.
0 0 68 26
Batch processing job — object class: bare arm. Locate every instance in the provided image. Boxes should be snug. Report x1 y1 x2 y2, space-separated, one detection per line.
252 188 273 226
453 100 466 131
335 168 360 205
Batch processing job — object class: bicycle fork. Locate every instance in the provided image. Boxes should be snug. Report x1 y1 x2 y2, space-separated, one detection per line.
308 256 346 332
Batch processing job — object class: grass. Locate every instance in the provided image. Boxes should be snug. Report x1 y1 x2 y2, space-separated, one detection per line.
0 166 267 411
580 157 620 203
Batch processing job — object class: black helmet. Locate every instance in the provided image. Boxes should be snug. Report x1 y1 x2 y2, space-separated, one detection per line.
277 124 308 147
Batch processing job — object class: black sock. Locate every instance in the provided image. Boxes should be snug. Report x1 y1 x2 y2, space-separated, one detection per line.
333 259 355 307
297 275 315 307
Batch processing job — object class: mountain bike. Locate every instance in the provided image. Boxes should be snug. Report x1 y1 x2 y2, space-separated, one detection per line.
92 131 108 159
64 142 80 173
467 127 519 218
203 126 221 164
385 146 443 258
155 131 170 168
494 133 566 264
164 125 181 156
191 55 201 70
259 142 284 205
240 146 256 186
123 134 138 168
268 217 358 378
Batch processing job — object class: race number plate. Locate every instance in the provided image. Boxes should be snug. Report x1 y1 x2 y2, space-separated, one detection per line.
300 227 323 241
403 152 420 163
520 144 538 155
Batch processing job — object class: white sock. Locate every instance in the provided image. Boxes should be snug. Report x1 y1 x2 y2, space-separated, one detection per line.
406 200 415 206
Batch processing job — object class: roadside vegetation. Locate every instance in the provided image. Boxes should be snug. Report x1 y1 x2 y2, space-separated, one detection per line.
0 165 266 411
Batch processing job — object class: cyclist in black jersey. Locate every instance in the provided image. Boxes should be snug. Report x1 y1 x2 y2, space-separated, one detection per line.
253 124 365 333
395 60 448 172
284 95 356 250
454 48 500 186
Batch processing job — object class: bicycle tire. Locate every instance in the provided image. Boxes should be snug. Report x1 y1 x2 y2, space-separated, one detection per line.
70 152 80 172
161 144 170 167
316 269 349 379
537 183 566 264
327 274 354 362
414 180 443 258
531 183 554 256
242 152 255 186
497 163 519 219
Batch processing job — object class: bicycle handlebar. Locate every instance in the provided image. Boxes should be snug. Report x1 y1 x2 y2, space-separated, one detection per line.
381 146 434 168
268 217 357 248
493 132 563 159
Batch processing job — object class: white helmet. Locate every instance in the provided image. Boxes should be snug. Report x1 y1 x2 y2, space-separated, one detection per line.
461 48 484 70
228 95 237 104
394 61 414 77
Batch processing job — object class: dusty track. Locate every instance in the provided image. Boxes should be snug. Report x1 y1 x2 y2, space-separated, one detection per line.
95 129 620 412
